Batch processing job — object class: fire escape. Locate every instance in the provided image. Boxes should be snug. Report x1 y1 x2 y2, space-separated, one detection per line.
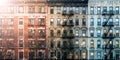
102 9 115 60
61 8 74 59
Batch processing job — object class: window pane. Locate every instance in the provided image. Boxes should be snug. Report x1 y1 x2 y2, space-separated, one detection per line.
50 7 54 14
103 7 107 14
115 18 119 26
116 7 119 14
57 18 60 25
90 18 94 26
76 7 79 14
97 7 101 14
69 6 73 14
82 18 86 26
90 7 94 14
50 18 54 25
82 7 86 14
63 6 66 14
97 18 101 26
75 18 79 25
57 7 61 14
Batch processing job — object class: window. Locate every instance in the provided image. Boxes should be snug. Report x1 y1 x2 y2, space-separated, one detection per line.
116 7 119 14
97 18 101 26
109 18 113 25
63 30 67 37
115 18 119 26
81 40 86 48
38 40 44 48
57 51 61 59
50 41 54 48
19 52 23 59
116 30 119 37
69 6 73 14
115 40 119 48
28 40 35 48
19 40 23 47
50 18 54 25
75 18 79 25
57 30 61 36
28 6 35 13
19 6 24 13
28 29 34 38
50 52 55 58
97 30 101 37
90 40 94 48
63 18 67 25
19 18 23 25
8 18 14 26
90 7 94 14
82 51 86 59
29 51 35 59
103 7 107 14
109 7 113 14
57 7 61 14
38 29 45 38
69 18 73 25
76 6 79 14
50 7 54 14
7 40 14 48
82 30 86 36
90 18 94 26
82 18 86 26
82 7 86 14
38 18 44 26
90 52 94 59
97 40 101 48
50 30 54 37
38 51 45 59
103 18 107 25
90 30 94 37
39 6 45 13
57 18 61 25
28 18 34 26
63 6 67 14
97 52 101 59
7 29 14 38
97 7 101 14
57 41 61 48
75 29 79 36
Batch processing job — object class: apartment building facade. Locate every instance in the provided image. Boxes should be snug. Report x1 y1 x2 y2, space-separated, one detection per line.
47 0 88 59
0 0 47 60
88 0 120 60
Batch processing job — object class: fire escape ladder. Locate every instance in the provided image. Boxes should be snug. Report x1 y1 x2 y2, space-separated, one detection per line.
102 11 114 60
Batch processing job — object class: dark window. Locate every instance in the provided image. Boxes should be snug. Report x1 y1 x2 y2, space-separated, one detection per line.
7 40 14 48
38 51 45 59
109 7 113 14
63 6 67 14
38 40 44 48
69 18 73 25
29 51 35 59
57 41 61 48
90 30 94 37
69 6 73 14
82 7 86 14
97 18 101 26
19 52 23 59
103 7 107 14
75 18 79 25
50 7 54 14
82 18 86 26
